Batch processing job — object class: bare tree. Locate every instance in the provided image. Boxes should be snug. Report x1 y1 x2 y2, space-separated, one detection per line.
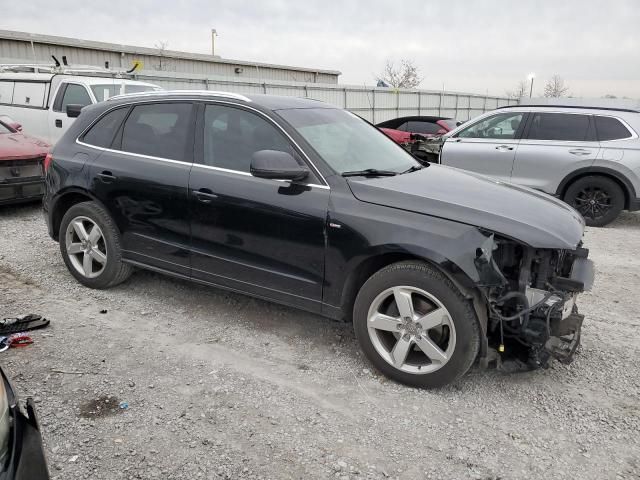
506 80 529 100
154 40 170 71
543 75 569 98
378 59 423 89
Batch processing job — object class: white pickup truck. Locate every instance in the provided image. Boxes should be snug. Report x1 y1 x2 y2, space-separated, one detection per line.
0 71 160 144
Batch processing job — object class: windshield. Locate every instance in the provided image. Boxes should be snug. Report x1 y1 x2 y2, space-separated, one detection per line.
440 119 458 130
278 108 418 174
91 84 157 102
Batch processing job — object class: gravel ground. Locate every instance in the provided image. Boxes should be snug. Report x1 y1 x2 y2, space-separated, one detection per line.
0 202 639 480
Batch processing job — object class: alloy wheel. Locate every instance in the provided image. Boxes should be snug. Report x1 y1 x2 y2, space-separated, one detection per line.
573 186 612 220
65 216 108 279
366 286 456 374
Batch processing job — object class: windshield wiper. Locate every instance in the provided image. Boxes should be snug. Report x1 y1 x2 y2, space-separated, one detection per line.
402 165 425 174
341 169 398 177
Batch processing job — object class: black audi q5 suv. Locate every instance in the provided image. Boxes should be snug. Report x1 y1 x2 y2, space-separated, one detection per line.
43 91 593 388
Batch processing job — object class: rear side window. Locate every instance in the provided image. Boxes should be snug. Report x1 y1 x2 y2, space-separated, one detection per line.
121 103 193 161
595 116 632 141
527 113 590 141
408 121 441 134
82 108 129 148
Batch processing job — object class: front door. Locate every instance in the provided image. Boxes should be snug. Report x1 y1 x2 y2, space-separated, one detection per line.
85 101 196 276
189 103 329 310
440 111 526 182
48 82 93 144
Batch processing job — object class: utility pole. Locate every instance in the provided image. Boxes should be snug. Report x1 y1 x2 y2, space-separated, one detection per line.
211 29 217 56
528 73 536 98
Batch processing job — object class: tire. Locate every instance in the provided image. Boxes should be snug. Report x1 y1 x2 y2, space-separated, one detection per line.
353 261 481 389
59 201 133 289
563 175 624 227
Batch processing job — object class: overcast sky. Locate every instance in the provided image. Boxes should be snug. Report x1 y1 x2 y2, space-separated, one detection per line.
3 0 639 98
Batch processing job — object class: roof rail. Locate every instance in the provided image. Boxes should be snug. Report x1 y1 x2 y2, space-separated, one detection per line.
107 89 252 103
498 104 640 114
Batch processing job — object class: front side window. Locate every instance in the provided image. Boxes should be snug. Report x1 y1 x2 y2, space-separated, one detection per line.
527 113 590 141
595 116 632 141
278 108 418 174
203 104 294 172
82 107 129 148
457 112 524 140
61 84 92 111
0 122 12 134
121 103 193 161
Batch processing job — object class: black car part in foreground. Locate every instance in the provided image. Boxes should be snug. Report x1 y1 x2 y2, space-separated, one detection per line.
0 368 49 480
44 91 593 388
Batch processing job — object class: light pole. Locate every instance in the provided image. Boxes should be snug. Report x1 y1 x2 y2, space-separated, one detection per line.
527 73 536 98
211 29 218 56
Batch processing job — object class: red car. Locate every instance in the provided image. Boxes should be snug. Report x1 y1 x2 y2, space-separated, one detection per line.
0 116 50 205
376 116 458 144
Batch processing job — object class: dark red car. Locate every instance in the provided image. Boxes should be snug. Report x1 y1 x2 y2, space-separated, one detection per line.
0 116 50 205
376 116 458 144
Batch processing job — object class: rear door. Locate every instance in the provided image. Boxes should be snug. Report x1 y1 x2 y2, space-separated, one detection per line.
84 101 195 276
48 82 93 144
512 112 599 193
440 111 526 182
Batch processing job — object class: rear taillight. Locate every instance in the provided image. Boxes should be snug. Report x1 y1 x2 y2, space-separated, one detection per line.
43 153 53 172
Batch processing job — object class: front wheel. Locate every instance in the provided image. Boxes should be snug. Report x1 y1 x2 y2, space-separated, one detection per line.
353 261 481 388
564 175 624 227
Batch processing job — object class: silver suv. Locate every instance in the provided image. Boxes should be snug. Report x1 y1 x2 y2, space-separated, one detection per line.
439 105 640 226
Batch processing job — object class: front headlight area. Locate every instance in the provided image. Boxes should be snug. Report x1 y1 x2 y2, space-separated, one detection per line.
479 235 591 368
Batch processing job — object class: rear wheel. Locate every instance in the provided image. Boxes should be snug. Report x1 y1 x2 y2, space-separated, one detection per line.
353 261 481 388
564 175 624 227
59 201 132 289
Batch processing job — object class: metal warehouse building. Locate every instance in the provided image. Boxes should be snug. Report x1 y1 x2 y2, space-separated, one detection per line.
0 29 340 84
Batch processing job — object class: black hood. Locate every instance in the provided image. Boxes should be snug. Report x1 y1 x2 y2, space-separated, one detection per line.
347 164 585 249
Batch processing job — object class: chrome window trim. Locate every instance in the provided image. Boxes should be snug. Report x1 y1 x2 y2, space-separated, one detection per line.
75 97 330 187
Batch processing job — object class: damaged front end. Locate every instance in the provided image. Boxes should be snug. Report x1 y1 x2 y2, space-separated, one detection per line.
473 232 594 368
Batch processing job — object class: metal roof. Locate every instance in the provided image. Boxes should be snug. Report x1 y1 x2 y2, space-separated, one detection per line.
0 29 342 77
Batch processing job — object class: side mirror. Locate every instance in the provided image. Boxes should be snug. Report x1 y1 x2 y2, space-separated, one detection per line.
66 104 84 118
250 150 309 181
8 122 22 132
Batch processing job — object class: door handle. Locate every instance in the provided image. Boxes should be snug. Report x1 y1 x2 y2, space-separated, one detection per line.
55 119 62 128
97 171 117 183
193 188 218 203
569 149 591 156
495 145 514 151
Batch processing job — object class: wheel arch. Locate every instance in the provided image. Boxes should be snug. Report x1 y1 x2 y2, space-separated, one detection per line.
556 167 636 210
50 188 105 241
339 248 489 360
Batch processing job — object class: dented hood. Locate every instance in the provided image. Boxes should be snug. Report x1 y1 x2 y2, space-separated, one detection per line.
347 164 585 249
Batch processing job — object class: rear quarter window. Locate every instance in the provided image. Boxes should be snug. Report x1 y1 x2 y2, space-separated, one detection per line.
82 108 129 148
595 116 633 141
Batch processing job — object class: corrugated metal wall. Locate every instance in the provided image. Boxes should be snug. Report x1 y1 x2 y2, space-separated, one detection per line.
0 38 338 84
132 72 517 122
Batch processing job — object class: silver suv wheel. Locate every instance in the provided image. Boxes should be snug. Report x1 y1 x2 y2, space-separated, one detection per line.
366 286 456 374
64 216 108 279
